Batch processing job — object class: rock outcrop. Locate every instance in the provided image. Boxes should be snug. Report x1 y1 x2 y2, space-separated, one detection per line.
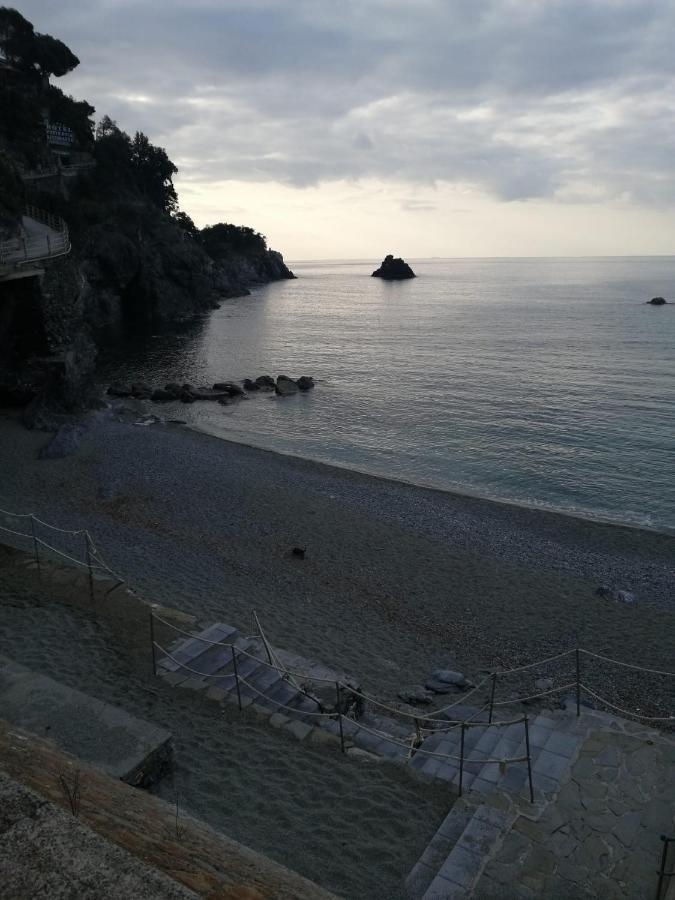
372 255 416 280
647 297 668 305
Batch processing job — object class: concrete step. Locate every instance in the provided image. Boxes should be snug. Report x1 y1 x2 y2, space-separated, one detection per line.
422 803 517 900
405 799 477 898
468 726 523 796
158 623 238 673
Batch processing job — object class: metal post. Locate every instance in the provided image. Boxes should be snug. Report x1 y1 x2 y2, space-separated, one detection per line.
29 515 41 577
85 533 94 602
231 647 242 711
524 716 534 804
575 648 581 717
656 836 669 900
459 723 466 797
149 612 157 675
336 682 345 753
488 673 497 724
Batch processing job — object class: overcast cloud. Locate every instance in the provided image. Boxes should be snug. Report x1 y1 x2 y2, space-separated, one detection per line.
20 1 675 207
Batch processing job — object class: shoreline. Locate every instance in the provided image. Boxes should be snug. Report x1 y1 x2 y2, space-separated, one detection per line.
189 420 675 540
0 409 673 721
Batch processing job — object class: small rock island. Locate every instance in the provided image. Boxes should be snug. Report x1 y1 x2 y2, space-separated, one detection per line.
371 255 416 280
647 296 669 305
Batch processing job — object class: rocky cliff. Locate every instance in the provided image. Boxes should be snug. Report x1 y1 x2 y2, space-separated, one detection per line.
0 9 295 417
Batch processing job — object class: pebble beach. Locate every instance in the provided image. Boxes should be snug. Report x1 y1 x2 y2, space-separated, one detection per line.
1 408 674 896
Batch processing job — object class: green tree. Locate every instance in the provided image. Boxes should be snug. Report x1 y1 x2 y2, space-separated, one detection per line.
200 223 268 257
130 131 178 213
0 7 79 78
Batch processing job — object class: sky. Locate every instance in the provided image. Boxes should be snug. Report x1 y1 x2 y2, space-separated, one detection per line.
20 0 675 259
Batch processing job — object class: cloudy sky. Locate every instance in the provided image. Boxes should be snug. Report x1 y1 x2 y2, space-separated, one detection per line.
21 0 675 258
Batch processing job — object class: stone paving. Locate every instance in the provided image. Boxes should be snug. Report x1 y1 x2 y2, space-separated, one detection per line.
475 722 675 899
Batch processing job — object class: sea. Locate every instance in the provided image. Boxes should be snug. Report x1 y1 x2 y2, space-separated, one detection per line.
98 258 675 534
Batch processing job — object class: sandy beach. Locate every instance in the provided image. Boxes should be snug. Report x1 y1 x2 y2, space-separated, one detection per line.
0 409 674 896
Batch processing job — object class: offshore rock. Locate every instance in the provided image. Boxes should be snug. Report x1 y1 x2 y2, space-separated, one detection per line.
372 254 416 280
296 376 315 391
255 375 276 390
647 297 668 305
275 376 300 396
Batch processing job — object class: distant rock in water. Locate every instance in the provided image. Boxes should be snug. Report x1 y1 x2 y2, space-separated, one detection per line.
372 255 416 280
647 296 669 305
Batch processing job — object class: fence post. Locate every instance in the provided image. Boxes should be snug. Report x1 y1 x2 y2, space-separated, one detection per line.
459 723 466 797
231 646 242 711
336 682 346 753
575 649 581 717
29 515 41 577
85 533 94 602
488 673 497 724
524 716 534 804
149 611 157 676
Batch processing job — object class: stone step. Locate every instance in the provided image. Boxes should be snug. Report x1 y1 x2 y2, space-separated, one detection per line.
246 667 286 707
158 623 238 672
405 799 477 898
422 803 517 900
468 727 523 796
184 637 258 680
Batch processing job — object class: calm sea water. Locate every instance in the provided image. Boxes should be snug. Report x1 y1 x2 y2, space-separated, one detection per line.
99 258 675 533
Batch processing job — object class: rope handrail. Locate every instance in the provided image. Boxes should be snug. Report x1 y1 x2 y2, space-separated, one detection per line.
150 611 674 729
579 685 675 722
353 717 529 765
579 649 675 678
0 506 124 590
492 649 577 675
151 612 340 685
0 508 85 535
491 682 577 707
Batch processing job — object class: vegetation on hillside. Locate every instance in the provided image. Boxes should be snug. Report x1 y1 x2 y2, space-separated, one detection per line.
0 6 277 266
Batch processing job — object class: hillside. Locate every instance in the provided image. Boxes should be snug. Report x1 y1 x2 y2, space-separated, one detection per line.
0 7 294 414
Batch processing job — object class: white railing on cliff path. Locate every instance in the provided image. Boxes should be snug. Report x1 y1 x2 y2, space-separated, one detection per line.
0 205 71 267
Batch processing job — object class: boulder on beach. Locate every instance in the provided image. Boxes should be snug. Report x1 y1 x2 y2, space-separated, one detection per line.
107 384 132 398
275 376 300 396
130 382 152 399
647 297 668 305
151 389 175 403
397 685 434 705
372 254 416 280
595 585 636 604
425 669 473 694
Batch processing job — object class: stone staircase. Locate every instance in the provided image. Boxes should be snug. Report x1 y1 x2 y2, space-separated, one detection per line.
158 623 326 721
406 798 517 899
410 711 583 800
157 622 585 800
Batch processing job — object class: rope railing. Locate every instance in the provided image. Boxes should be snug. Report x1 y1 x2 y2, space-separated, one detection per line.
151 611 674 732
0 506 125 597
152 633 536 799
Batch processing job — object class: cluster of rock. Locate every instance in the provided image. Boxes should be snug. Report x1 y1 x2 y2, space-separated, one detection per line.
398 668 473 706
107 375 315 405
372 255 416 280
